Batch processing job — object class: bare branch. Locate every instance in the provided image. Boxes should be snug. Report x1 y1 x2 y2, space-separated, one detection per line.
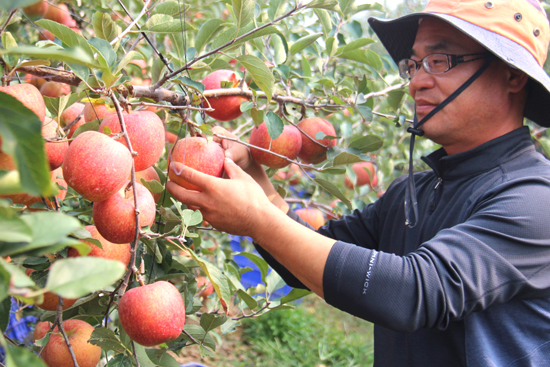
110 0 153 45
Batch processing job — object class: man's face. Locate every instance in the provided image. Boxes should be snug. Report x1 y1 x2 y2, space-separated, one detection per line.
409 17 516 154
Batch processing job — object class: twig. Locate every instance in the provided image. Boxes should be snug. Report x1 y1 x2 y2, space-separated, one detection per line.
110 0 152 45
183 329 200 345
55 297 80 367
110 94 144 289
131 340 141 367
0 9 16 39
214 132 321 171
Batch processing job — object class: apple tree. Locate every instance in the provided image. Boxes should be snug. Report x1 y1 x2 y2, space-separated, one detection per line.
4 0 547 366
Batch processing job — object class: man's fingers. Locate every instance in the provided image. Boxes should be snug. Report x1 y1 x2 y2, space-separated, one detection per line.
223 157 250 180
166 181 203 208
169 162 213 191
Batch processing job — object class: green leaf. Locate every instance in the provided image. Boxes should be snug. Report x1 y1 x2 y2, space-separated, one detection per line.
349 135 383 153
306 0 340 11
200 313 228 333
106 354 133 367
233 0 255 31
338 0 355 15
233 25 281 50
174 76 205 94
19 211 81 248
113 51 144 75
313 178 351 209
43 91 84 118
336 38 375 55
0 263 10 303
0 92 52 197
0 0 43 11
0 206 32 243
236 55 274 102
365 49 383 70
280 288 313 304
3 345 47 367
326 37 337 58
46 257 125 299
181 209 203 227
332 150 367 167
185 250 233 314
237 289 258 309
314 9 332 37
35 19 94 58
133 343 158 367
92 12 122 44
139 178 164 195
265 270 285 296
387 90 406 112
182 324 216 350
194 19 225 54
271 33 287 64
89 37 117 68
289 33 323 58
264 111 283 140
356 104 373 121
72 119 101 139
145 349 181 367
89 327 128 354
250 108 264 127
140 14 196 33
0 297 11 332
268 0 286 21
152 0 189 17
240 101 254 112
237 252 269 284
0 46 97 68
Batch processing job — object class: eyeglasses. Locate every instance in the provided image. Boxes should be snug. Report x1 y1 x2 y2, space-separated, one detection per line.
398 53 489 79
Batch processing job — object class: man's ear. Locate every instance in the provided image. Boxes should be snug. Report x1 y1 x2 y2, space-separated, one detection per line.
507 66 529 93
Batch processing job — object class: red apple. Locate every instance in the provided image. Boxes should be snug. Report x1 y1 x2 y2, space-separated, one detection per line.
135 166 162 203
297 117 337 164
295 208 325 230
165 131 179 145
168 137 224 191
118 281 186 347
33 321 52 342
99 111 165 171
344 161 378 189
40 81 71 98
249 122 302 169
44 3 72 25
0 83 46 122
92 182 156 244
196 276 214 299
43 117 68 170
60 102 85 139
42 319 102 367
24 74 47 89
83 102 113 122
67 225 131 268
202 69 249 121
63 131 133 202
22 0 49 18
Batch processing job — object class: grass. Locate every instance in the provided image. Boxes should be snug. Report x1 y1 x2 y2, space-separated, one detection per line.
180 295 375 367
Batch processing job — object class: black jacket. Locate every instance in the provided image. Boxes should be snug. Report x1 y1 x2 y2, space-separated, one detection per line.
255 127 550 366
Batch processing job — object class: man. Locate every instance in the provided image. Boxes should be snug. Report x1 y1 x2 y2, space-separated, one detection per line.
168 0 550 365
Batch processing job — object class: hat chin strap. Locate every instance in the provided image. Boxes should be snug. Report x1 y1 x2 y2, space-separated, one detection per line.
404 56 494 228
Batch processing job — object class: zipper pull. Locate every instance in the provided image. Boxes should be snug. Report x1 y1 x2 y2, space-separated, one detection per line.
434 177 443 190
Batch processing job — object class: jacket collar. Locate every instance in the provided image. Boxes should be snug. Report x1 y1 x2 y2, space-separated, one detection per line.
421 126 535 179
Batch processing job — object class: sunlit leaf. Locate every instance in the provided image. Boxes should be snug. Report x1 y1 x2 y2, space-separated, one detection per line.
92 12 122 44
194 19 225 53
236 55 274 102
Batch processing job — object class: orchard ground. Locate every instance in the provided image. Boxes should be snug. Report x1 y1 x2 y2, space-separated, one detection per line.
177 295 374 367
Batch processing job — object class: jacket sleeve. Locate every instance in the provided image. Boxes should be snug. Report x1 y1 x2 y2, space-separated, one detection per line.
322 179 550 332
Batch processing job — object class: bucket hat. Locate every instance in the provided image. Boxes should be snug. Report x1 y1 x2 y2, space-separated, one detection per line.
368 0 550 127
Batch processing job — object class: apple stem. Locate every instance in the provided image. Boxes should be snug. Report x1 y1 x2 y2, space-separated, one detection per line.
55 297 80 367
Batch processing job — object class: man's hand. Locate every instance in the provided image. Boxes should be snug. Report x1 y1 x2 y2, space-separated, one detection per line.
166 157 278 240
